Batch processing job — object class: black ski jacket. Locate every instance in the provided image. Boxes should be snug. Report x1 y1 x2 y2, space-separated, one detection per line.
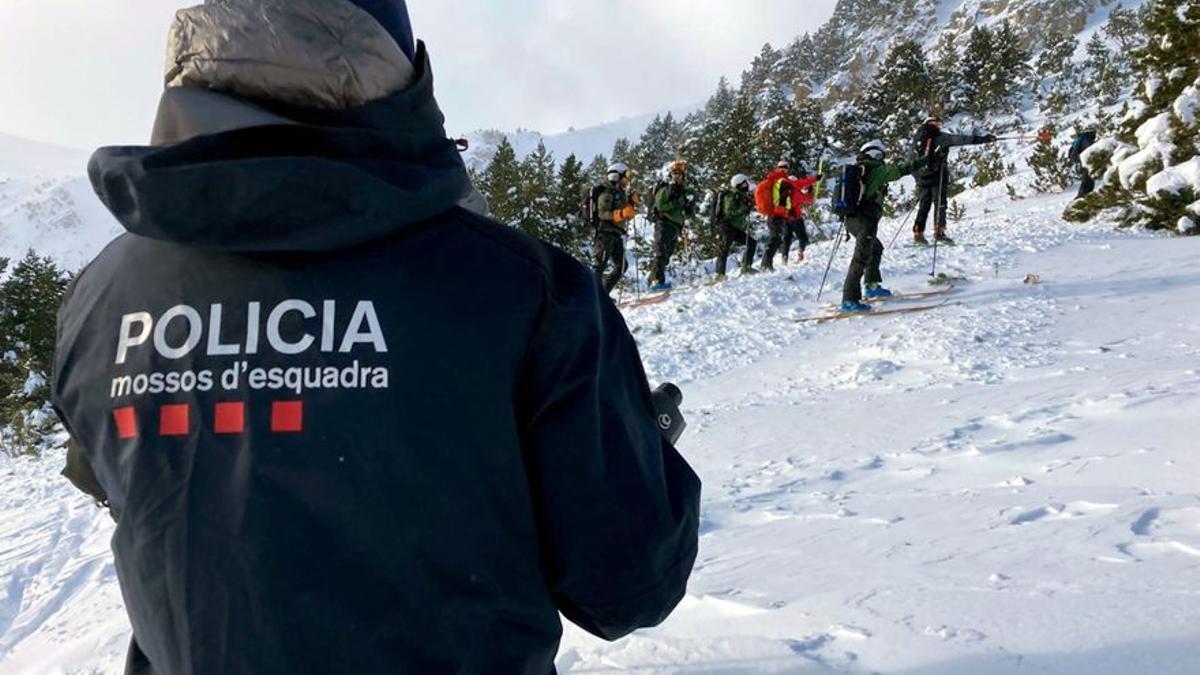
913 123 992 186
53 45 700 675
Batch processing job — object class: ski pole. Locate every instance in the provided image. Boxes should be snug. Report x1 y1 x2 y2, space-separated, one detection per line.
930 163 945 278
888 204 918 248
816 217 847 302
631 216 642 301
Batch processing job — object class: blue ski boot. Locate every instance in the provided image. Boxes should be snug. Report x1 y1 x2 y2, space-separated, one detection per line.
649 282 673 293
840 300 873 314
864 284 894 300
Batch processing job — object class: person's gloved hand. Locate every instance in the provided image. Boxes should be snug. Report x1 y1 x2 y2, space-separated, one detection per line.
978 133 998 144
628 190 641 208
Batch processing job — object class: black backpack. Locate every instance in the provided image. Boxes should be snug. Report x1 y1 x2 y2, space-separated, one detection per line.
710 189 730 223
831 164 865 218
588 183 609 227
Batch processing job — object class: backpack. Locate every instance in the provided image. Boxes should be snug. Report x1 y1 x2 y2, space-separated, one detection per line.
754 179 775 216
831 164 865 218
647 180 669 223
588 183 609 227
710 189 730 223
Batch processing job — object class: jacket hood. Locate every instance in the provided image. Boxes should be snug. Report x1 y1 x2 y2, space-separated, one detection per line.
89 42 471 253
166 0 415 110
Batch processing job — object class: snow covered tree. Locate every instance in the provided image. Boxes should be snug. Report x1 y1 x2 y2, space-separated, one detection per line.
864 38 933 150
1028 124 1075 192
0 252 70 456
479 137 521 226
634 113 682 181
956 23 1030 119
1081 33 1123 109
585 154 609 184
928 34 961 115
1035 30 1079 117
1067 0 1200 234
610 137 633 166
828 98 878 157
552 154 590 260
515 141 556 241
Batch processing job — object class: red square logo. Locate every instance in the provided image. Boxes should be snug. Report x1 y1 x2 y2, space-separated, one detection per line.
113 407 138 439
159 404 190 437
271 401 304 433
214 402 246 435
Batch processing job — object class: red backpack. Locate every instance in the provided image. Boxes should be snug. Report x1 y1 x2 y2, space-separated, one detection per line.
755 170 787 216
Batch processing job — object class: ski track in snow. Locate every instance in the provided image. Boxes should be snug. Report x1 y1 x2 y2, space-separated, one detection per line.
3 178 1200 672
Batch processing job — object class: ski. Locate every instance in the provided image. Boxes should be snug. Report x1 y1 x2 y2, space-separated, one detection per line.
796 299 956 324
865 285 957 303
619 291 671 309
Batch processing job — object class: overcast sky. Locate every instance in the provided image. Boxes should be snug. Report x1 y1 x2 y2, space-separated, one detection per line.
0 0 836 150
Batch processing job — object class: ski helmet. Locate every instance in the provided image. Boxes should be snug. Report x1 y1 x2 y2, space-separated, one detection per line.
859 140 886 161
925 115 942 126
607 162 631 182
730 174 750 189
776 159 790 170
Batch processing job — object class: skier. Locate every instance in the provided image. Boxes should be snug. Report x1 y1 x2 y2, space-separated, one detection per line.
52 2 701 674
591 163 639 293
841 140 930 313
648 160 694 291
713 174 758 281
781 167 822 264
759 160 793 271
912 116 997 245
1069 124 1098 200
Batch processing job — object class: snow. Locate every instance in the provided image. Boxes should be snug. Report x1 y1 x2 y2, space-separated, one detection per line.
1146 157 1200 197
0 133 122 272
1172 79 1200 126
3 169 1199 672
1178 216 1197 234
21 372 46 397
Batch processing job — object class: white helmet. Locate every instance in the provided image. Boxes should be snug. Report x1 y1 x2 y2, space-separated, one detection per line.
776 159 790 170
607 162 631 182
730 174 750 189
859 140 886 161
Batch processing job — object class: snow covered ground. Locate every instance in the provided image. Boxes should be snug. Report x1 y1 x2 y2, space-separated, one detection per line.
2 184 1199 673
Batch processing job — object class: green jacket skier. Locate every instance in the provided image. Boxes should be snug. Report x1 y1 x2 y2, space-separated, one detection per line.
841 140 929 313
648 161 693 290
714 174 758 279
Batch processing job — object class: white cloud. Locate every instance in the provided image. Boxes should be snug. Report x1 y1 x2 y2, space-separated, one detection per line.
0 0 836 148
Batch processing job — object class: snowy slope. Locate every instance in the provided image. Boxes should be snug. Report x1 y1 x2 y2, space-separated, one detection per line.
3 166 1199 673
0 133 121 272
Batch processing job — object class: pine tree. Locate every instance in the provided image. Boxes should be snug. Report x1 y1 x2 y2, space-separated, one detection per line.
828 98 878 156
1082 33 1123 109
929 34 961 115
634 113 682 181
515 141 555 241
480 137 522 226
610 138 633 166
585 154 609 184
1027 124 1075 192
0 252 70 456
553 154 590 259
718 89 759 180
1035 30 1080 117
864 39 933 150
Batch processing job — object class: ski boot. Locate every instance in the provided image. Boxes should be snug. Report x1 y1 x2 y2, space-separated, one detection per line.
864 284 894 300
740 266 759 276
912 233 930 246
840 300 873 314
713 273 727 283
649 282 673 293
935 233 956 246
796 250 806 263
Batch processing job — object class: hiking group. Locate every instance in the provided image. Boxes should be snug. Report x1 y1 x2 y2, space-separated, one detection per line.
591 114 1010 314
